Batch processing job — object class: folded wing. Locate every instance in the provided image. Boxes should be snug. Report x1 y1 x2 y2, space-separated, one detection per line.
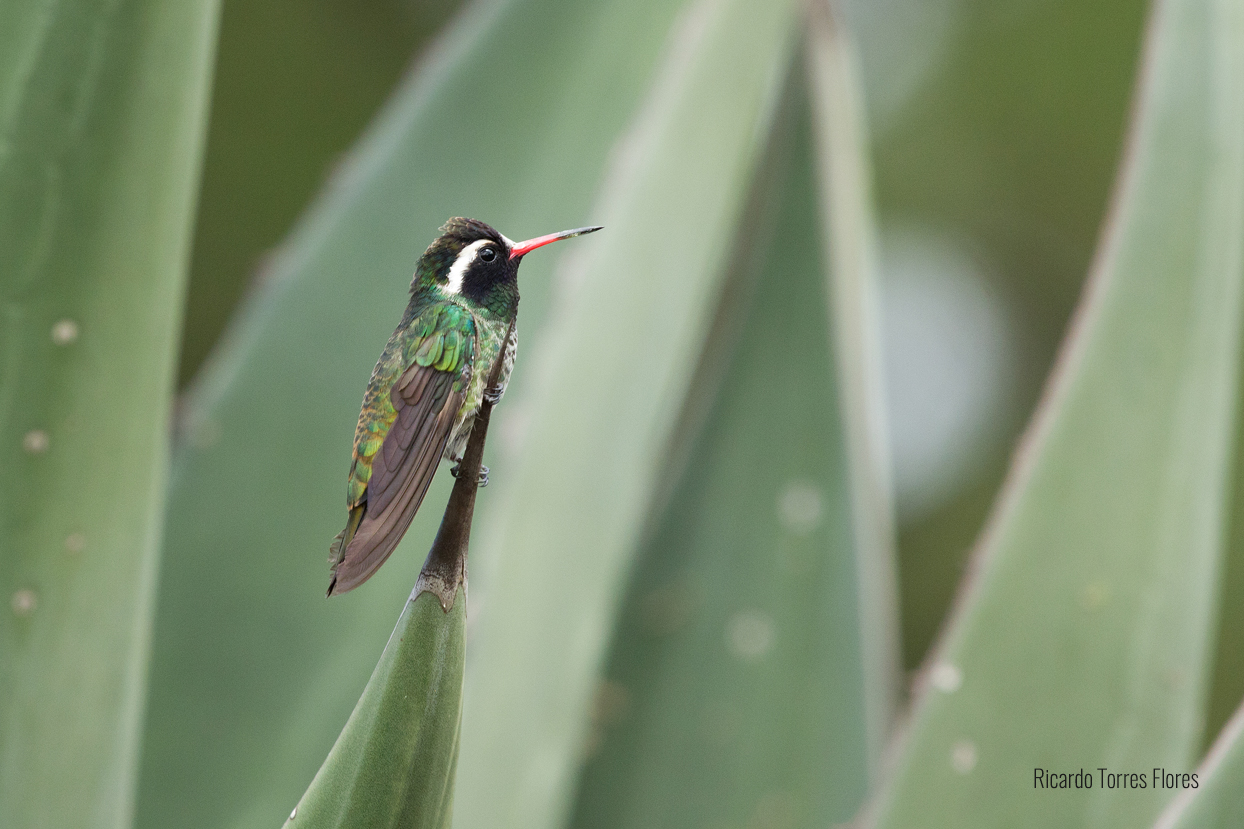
328 306 474 595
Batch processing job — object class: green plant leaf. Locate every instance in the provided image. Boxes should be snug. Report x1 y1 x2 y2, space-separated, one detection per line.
1202 0 1244 750
806 1 901 779
563 28 896 824
0 1 219 826
447 0 808 825
136 1 760 827
1153 702 1244 828
865 0 1244 825
283 589 466 829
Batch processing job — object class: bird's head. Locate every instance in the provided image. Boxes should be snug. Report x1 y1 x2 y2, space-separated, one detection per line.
413 217 602 316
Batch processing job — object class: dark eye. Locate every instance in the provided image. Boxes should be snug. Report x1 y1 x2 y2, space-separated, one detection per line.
479 247 496 262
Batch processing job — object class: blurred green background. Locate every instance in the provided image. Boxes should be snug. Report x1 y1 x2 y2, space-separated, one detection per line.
177 0 458 388
179 0 1150 701
10 0 1244 826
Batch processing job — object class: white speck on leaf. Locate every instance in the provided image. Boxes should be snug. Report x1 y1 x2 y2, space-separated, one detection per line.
23 430 48 454
951 739 977 774
777 481 823 535
51 319 79 345
930 662 962 693
12 589 37 616
727 610 776 661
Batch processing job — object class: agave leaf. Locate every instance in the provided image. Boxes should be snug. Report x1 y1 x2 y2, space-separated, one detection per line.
806 0 900 778
1153 702 1244 829
135 1 743 827
284 589 466 829
563 18 896 823
865 0 1244 825
1203 0 1244 739
448 0 805 826
0 1 218 826
1207 370 1244 741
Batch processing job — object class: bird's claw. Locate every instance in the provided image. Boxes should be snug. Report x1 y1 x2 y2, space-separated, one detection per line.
450 463 489 487
483 385 504 405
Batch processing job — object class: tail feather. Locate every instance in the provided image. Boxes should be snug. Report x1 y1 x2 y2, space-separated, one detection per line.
327 505 366 597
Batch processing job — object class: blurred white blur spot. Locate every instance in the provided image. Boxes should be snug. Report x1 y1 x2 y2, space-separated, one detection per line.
879 225 1013 523
22 429 49 454
726 610 776 661
841 0 962 134
951 739 978 774
930 661 962 693
51 319 79 345
11 589 37 617
777 480 823 536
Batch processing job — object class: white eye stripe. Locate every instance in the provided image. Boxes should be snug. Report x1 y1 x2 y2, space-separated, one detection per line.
444 239 490 295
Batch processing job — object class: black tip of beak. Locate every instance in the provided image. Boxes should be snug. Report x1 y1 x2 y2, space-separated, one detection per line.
508 225 604 258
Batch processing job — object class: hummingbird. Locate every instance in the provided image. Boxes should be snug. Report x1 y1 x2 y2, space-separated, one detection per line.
326 217 602 596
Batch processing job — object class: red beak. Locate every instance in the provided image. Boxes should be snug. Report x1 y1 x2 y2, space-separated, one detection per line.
508 225 603 259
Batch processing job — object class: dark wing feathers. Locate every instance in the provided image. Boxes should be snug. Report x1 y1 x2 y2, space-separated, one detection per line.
370 365 452 514
328 306 476 596
328 365 464 595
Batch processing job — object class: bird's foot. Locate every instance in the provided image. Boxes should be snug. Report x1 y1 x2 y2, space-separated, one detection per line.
483 385 504 405
449 463 489 487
